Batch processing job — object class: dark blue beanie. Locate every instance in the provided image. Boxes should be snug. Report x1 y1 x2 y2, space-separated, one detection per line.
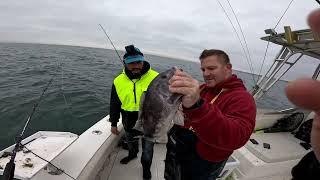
123 45 145 64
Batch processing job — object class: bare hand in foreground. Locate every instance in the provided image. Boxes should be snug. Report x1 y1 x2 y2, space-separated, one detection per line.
285 8 320 161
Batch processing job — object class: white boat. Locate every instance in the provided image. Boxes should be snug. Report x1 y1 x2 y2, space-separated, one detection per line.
1 26 319 180
232 26 320 180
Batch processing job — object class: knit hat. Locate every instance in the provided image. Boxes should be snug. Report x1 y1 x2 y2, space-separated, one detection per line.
123 45 145 64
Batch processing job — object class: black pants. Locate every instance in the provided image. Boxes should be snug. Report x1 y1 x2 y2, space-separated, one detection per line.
122 115 139 156
141 138 155 172
164 125 227 180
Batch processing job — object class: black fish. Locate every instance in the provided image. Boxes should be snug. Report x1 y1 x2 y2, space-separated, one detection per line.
134 67 183 142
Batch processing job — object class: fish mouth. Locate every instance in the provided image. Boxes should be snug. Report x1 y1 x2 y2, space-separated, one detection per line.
174 94 183 106
168 93 183 105
169 67 183 78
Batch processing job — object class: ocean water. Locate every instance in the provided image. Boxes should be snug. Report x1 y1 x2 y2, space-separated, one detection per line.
0 42 293 151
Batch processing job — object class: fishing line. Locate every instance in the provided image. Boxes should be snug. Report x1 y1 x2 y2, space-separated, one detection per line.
216 0 257 84
57 60 76 118
3 74 55 180
3 62 77 180
258 0 295 77
255 0 295 101
99 24 123 64
274 0 295 30
225 0 256 83
21 78 54 136
22 145 77 180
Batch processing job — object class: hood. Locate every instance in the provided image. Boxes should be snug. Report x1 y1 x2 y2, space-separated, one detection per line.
124 61 151 80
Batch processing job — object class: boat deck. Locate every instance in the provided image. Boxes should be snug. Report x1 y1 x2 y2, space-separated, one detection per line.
107 143 166 180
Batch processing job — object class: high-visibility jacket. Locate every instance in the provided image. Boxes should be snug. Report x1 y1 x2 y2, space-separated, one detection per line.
113 69 158 111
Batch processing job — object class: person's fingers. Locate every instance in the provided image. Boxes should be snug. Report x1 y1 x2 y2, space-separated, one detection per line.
169 74 182 83
308 9 320 32
286 79 320 161
303 8 320 161
172 70 193 79
311 114 320 160
285 79 320 112
111 127 120 135
170 78 196 88
169 86 192 95
113 130 119 135
169 86 189 95
169 74 194 85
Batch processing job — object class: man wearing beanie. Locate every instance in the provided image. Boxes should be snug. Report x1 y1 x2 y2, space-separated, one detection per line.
109 45 158 179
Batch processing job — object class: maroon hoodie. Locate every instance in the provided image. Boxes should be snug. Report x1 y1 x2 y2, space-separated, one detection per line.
183 74 256 162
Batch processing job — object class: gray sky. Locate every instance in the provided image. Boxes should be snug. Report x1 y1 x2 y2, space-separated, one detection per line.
0 0 319 79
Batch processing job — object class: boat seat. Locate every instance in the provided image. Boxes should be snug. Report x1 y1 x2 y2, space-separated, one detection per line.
245 132 310 163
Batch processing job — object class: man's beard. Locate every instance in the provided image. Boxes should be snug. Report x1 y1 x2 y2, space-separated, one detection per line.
130 70 142 79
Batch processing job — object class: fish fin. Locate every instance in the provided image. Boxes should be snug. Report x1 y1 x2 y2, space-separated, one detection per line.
133 91 146 133
173 109 184 126
138 91 146 118
133 118 143 132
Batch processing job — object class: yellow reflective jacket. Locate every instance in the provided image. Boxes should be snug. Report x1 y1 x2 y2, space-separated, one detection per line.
113 68 158 111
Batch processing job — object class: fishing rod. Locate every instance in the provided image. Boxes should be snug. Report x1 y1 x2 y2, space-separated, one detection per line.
3 77 54 180
98 24 124 64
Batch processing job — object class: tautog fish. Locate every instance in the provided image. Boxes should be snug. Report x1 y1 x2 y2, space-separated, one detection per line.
134 67 183 143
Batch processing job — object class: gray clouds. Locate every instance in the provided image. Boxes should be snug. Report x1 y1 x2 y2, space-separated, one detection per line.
0 0 319 78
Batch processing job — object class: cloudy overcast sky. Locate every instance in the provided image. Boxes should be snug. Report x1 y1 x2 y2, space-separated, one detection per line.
0 0 319 78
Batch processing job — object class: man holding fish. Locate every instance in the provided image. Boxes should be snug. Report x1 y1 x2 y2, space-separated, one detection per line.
165 49 257 180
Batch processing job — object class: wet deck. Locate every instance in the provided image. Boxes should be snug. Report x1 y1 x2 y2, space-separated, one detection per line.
107 144 166 180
